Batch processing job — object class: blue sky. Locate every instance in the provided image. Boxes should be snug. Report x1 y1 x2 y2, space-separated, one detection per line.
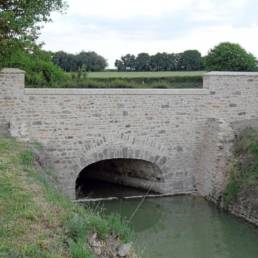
39 0 258 68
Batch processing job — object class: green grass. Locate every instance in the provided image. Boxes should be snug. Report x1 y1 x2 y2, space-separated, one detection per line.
223 128 258 206
68 240 92 258
81 71 206 79
0 138 134 258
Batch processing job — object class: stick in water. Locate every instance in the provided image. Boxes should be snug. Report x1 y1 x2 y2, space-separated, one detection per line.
128 181 154 223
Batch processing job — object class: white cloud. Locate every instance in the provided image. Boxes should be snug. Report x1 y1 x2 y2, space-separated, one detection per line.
67 0 195 18
39 0 258 67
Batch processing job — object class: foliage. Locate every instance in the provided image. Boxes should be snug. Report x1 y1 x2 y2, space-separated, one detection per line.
1 46 67 85
115 54 136 71
0 0 67 63
0 0 68 85
134 53 151 71
223 128 258 206
150 53 172 71
53 51 107 72
178 50 203 71
0 138 134 257
115 50 203 71
205 42 258 71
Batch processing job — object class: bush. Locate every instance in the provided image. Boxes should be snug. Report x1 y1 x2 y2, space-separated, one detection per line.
1 46 68 86
205 42 258 71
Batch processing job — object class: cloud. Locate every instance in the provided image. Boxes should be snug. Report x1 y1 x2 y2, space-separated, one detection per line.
39 0 258 67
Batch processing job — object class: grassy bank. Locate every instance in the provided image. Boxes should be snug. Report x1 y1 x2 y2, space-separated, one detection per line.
223 128 258 206
0 138 134 258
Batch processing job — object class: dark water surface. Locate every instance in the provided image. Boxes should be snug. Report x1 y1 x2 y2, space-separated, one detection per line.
101 196 258 258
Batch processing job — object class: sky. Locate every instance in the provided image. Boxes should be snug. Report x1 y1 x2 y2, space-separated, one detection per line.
39 0 258 68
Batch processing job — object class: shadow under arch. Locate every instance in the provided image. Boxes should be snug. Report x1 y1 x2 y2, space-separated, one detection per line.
75 144 169 199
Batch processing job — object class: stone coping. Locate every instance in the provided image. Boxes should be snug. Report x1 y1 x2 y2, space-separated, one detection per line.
24 88 209 95
206 71 258 76
0 68 25 74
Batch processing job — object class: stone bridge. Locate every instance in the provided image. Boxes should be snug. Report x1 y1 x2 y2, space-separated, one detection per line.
1 69 258 200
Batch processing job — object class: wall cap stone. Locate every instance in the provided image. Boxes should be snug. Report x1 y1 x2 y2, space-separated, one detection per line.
0 68 25 74
24 88 209 95
205 71 258 76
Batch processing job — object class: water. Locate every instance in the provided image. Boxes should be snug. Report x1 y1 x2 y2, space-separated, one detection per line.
101 195 258 258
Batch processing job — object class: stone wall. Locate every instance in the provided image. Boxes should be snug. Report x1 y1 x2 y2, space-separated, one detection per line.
0 69 24 136
1 68 258 199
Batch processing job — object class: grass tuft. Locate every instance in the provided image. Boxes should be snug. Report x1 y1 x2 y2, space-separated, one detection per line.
19 150 35 167
68 239 92 258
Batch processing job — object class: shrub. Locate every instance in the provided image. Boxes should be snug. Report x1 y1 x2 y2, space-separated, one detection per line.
1 46 68 86
205 42 258 71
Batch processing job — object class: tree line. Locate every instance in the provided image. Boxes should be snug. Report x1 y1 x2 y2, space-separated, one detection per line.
52 51 107 72
115 45 257 72
115 50 203 71
51 44 257 73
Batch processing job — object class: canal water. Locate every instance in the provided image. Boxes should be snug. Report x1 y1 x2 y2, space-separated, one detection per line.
79 180 258 258
101 196 258 258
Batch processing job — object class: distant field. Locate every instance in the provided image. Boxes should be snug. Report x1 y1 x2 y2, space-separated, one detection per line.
28 71 205 88
86 71 206 78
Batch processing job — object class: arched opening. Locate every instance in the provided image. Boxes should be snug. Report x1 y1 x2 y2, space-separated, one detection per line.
76 158 164 199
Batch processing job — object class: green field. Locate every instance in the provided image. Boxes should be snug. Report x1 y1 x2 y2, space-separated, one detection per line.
28 71 205 88
85 71 206 78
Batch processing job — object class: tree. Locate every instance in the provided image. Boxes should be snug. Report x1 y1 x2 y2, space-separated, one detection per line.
178 50 202 71
167 53 178 71
150 53 171 71
0 0 68 85
135 53 151 71
205 42 258 71
76 51 107 71
53 51 107 72
115 60 125 71
121 54 136 71
114 51 205 72
115 54 136 71
52 51 77 72
0 0 67 64
5 46 66 85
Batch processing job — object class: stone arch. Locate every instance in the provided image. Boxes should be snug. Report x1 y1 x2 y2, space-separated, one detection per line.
74 142 171 198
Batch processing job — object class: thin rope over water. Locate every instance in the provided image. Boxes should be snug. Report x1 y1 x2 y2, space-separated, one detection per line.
128 181 155 223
